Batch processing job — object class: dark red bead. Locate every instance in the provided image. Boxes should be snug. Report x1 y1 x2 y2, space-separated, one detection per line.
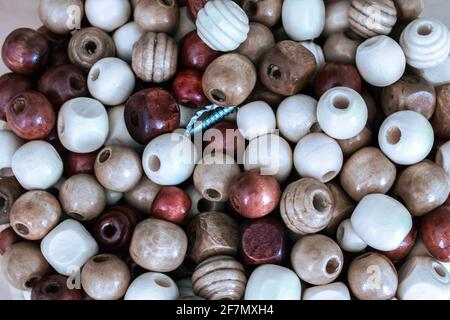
36 26 70 52
187 0 209 20
124 88 180 145
314 62 362 98
381 226 417 263
0 227 22 255
31 275 82 300
64 151 98 177
47 50 71 68
172 68 207 108
151 186 191 224
0 73 34 121
421 205 450 262
203 121 246 161
180 31 220 71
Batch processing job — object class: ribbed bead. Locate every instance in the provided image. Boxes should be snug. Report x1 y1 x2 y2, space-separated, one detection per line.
348 0 397 38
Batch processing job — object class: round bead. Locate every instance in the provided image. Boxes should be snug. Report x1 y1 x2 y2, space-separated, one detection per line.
203 121 246 162
124 177 161 213
180 30 220 72
63 151 97 177
125 272 179 300
299 41 326 76
323 32 361 64
282 0 325 41
39 0 84 34
421 205 450 262
432 84 450 139
237 22 275 64
337 126 373 158
172 68 207 109
85 0 130 32
134 0 179 33
187 0 210 20
31 274 82 300
151 186 191 224
381 226 417 263
112 22 143 63
0 177 25 225
436 140 450 188
349 0 397 38
184 185 226 219
336 219 367 253
105 105 142 151
0 227 21 255
0 73 33 121
237 101 275 140
324 0 351 35
303 282 351 300
173 6 196 42
241 0 282 27
314 62 362 99
395 0 424 21
324 182 355 235
416 54 450 87
0 130 24 175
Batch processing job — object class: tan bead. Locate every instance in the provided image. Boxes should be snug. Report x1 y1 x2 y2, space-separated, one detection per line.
3 242 51 290
337 126 373 158
59 174 106 221
323 31 361 64
202 53 257 106
187 212 239 264
237 22 275 64
129 218 188 272
280 178 335 235
0 176 24 225
394 0 424 21
132 32 178 83
324 182 355 235
39 0 85 34
192 255 247 300
81 254 131 300
241 0 282 27
124 176 161 213
347 252 398 300
324 0 351 36
291 234 343 285
10 191 61 240
431 84 450 139
134 0 179 33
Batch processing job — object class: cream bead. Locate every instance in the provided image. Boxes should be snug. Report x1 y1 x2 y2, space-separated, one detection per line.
0 119 9 131
302 282 351 300
105 189 123 206
276 94 319 143
124 272 179 300
293 133 343 183
350 194 412 251
174 7 196 42
378 111 434 165
0 131 23 176
436 140 450 188
409 238 450 273
336 219 367 253
244 265 302 300
12 141 63 190
58 98 109 153
113 22 143 63
356 35 406 87
142 133 199 186
324 0 351 36
184 185 226 218
243 134 293 182
237 101 276 140
416 54 450 86
282 0 325 41
85 0 130 32
105 106 142 151
196 0 250 52
299 41 326 74
317 87 368 140
38 0 84 34
41 219 98 276
400 18 450 70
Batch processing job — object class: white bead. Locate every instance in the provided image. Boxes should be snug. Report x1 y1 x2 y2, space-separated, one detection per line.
350 194 413 251
105 189 123 206
436 140 450 189
293 133 343 183
400 18 450 69
317 87 367 140
58 98 109 153
397 256 450 300
196 0 250 52
244 264 302 300
113 22 143 63
12 141 63 190
416 53 450 86
0 119 9 131
243 134 293 182
41 219 98 276
336 219 367 253
282 0 325 41
276 95 319 143
356 35 406 87
378 111 434 165
85 0 130 32
237 101 276 140
174 7 196 42
409 237 450 273
302 282 351 300
142 133 199 186
125 272 179 300
299 41 326 73
105 105 142 151
0 131 23 176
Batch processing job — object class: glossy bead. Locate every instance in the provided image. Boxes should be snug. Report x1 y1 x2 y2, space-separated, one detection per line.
172 69 207 108
421 205 450 262
314 63 362 99
134 0 179 33
113 22 143 63
81 254 130 300
291 235 343 285
0 227 21 255
349 0 397 38
336 219 367 253
12 141 63 190
237 22 275 64
228 170 280 219
337 126 373 158
394 0 424 21
303 282 351 300
105 106 142 151
68 27 116 71
348 252 398 300
323 32 361 64
259 40 316 96
351 194 413 251
0 73 33 121
324 0 351 35
203 121 246 161
432 84 450 139
282 0 325 41
31 274 82 300
85 0 130 32
2 28 50 75
64 151 97 177
0 130 24 176
293 133 343 183
241 0 282 27
151 187 191 224
202 53 256 106
125 272 179 300
381 226 417 263
124 177 161 213
192 255 246 300
180 31 220 71
281 178 334 235
325 182 355 235
6 91 56 140
237 101 275 140
378 110 434 165
38 0 84 34
245 264 301 300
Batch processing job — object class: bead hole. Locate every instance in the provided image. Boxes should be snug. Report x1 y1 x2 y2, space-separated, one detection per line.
386 127 401 145
149 155 161 172
325 257 340 275
333 95 350 110
197 198 211 213
243 0 257 17
312 193 328 213
25 277 39 288
267 64 282 80
0 196 6 212
45 283 61 294
90 68 100 81
69 76 83 91
322 171 336 181
433 263 446 278
93 256 109 263
99 150 111 163
85 41 97 55
205 188 221 200
154 276 171 288
15 223 29 236
12 98 26 114
210 89 226 103
102 224 117 238
418 23 433 36
68 212 85 220
158 0 174 6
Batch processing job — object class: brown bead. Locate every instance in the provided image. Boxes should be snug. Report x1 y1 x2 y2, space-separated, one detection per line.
0 176 25 225
10 191 61 240
348 252 398 300
432 85 450 139
192 255 247 300
259 40 316 96
324 182 355 235
280 178 335 235
393 160 449 216
68 27 116 71
340 147 397 201
245 81 284 107
0 73 34 121
314 62 362 98
134 0 179 33
31 274 82 300
338 126 373 158
237 22 275 64
81 254 131 300
203 121 246 162
186 0 209 20
172 68 207 108
129 218 188 272
241 0 282 27
124 176 161 213
0 227 22 255
394 0 424 21
421 204 450 262
3 242 51 290
381 226 417 263
180 30 220 72
323 31 361 64
151 186 191 224
132 32 178 83
361 90 378 128
36 25 71 52
291 234 343 285
63 151 98 178
202 53 256 106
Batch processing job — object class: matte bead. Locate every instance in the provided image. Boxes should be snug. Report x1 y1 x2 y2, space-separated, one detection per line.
241 0 282 27
299 41 326 76
151 187 191 224
173 6 196 43
432 84 450 139
237 101 275 140
125 272 179 300
324 0 351 35
416 54 450 87
124 177 161 213
245 81 284 108
0 130 24 176
180 31 220 72
282 0 325 41
0 176 24 225
381 226 417 263
237 22 275 64
314 63 362 99
85 0 130 32
203 121 246 162
105 105 142 151
186 0 208 20
349 0 397 38
63 151 97 177
394 0 424 21
324 182 355 235
421 205 450 262
0 73 33 121
31 274 82 300
323 31 361 64
0 227 21 255
184 185 226 219
172 68 207 109
304 283 351 301
38 0 85 34
337 126 373 158
113 22 143 63
336 219 367 253
134 0 179 33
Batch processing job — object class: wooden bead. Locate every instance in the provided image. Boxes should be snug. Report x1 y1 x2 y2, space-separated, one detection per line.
68 27 116 71
129 218 188 272
432 84 450 139
416 54 450 87
303 282 351 300
436 140 450 188
324 182 355 235
237 101 275 141
241 0 282 27
381 226 417 263
324 0 351 36
291 235 343 285
113 22 143 63
0 176 24 225
64 151 97 177
31 274 82 300
192 255 247 300
323 32 361 64
180 31 220 72
245 81 284 108
85 0 131 32
172 68 207 109
0 131 24 177
299 41 326 75
203 121 246 162
151 187 191 224
125 272 179 300
39 0 84 34
174 6 196 42
184 185 226 218
0 73 33 121
394 0 424 21
186 0 208 20
132 32 178 83
134 0 179 33
237 22 275 64
349 0 397 39
202 53 256 106
282 0 325 41
125 177 161 213
259 40 316 96
348 252 398 300
421 205 450 262
314 63 361 100
336 219 367 253
337 126 373 158
81 254 130 300
105 106 142 151
0 227 21 255
187 211 239 264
